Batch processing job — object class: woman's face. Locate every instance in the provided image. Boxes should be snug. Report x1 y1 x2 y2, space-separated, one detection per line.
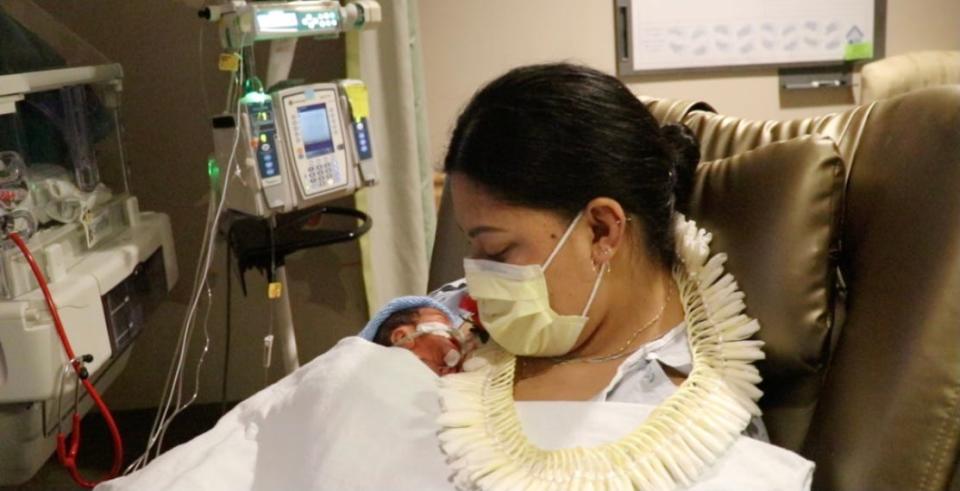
450 173 604 325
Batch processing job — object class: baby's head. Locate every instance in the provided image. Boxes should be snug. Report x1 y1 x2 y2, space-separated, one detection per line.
359 296 464 376
373 306 462 376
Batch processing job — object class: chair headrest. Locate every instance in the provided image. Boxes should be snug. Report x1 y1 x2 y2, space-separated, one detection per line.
686 135 845 450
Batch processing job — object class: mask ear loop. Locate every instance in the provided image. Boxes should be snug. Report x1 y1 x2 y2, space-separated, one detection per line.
580 261 609 316
540 210 607 317
542 211 584 271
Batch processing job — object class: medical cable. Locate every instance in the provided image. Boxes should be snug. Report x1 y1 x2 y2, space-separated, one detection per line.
155 282 213 455
134 88 240 470
129 95 237 471
149 44 246 457
127 32 247 473
172 196 218 414
7 232 124 488
132 24 229 469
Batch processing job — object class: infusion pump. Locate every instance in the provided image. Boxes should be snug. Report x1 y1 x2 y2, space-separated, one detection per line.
214 80 377 217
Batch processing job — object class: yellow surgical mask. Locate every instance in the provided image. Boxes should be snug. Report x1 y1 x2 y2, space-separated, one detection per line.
463 212 605 357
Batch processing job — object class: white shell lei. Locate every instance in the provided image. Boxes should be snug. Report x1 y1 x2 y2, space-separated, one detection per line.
436 215 766 491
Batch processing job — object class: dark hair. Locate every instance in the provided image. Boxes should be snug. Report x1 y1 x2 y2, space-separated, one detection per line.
373 307 422 346
443 63 700 265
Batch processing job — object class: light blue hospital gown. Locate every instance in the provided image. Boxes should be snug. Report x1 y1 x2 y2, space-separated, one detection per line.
589 322 770 442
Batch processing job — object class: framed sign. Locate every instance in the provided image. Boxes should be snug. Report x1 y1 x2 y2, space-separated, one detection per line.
616 0 886 75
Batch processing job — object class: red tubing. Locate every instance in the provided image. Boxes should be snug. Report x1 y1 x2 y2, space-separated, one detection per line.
8 232 123 488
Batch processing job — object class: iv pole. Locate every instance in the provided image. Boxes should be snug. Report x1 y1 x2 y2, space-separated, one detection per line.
211 0 381 376
266 39 301 373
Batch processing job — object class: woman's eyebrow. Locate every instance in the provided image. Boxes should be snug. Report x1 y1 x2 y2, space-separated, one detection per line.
466 225 506 239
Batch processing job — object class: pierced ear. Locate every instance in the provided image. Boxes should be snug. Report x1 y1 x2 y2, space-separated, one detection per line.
585 198 627 263
589 214 611 243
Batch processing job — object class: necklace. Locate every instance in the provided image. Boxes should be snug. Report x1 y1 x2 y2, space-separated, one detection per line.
550 281 673 366
436 215 766 491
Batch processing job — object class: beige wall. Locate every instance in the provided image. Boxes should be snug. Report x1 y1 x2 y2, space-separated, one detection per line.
33 1 369 409
419 0 960 169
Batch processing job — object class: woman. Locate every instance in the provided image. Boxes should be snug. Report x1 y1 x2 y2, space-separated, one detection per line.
98 64 811 491
433 63 812 490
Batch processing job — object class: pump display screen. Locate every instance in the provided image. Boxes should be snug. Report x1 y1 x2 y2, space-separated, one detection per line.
297 103 335 158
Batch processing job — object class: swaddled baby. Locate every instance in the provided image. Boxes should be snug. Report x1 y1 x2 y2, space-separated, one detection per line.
358 295 484 376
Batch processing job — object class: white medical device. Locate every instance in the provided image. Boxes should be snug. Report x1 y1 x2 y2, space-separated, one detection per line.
208 0 382 48
213 80 377 218
198 0 381 382
0 5 178 484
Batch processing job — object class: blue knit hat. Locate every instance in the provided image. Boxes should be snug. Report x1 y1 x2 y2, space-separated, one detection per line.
358 295 459 341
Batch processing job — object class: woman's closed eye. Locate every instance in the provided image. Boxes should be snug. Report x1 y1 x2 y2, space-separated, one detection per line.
472 244 514 262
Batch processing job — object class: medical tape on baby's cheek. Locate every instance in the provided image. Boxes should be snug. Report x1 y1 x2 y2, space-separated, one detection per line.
443 349 462 367
393 322 456 346
416 322 453 337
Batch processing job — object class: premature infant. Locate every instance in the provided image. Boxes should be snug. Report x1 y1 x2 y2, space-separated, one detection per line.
374 306 463 375
359 296 484 376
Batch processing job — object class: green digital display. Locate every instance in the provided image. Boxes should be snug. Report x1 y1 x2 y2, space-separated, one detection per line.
255 8 340 34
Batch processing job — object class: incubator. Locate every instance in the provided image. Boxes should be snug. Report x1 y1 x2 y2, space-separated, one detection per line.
0 2 177 485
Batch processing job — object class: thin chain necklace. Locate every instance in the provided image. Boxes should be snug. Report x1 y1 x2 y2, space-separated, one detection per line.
521 279 673 371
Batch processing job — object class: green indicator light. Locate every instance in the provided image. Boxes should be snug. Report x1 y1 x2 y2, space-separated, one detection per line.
208 155 222 199
242 76 265 96
239 90 270 105
207 156 220 179
239 76 268 105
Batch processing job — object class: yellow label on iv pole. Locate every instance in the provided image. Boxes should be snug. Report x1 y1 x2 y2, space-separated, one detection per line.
218 53 242 72
343 84 370 123
268 282 283 299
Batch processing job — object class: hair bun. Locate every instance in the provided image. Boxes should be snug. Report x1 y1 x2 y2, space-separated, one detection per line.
660 123 701 213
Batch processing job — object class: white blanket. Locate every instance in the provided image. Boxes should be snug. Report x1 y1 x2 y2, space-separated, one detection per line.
97 338 813 491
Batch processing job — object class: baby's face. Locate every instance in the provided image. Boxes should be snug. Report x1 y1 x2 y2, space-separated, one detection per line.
391 308 461 376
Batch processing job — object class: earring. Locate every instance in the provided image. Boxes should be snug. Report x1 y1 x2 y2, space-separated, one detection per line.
594 247 610 268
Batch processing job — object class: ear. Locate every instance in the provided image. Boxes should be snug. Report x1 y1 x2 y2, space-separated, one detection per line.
390 326 416 347
584 197 627 266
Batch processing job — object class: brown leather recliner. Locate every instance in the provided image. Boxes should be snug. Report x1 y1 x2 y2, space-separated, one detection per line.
859 51 960 103
429 86 960 491
646 86 960 491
